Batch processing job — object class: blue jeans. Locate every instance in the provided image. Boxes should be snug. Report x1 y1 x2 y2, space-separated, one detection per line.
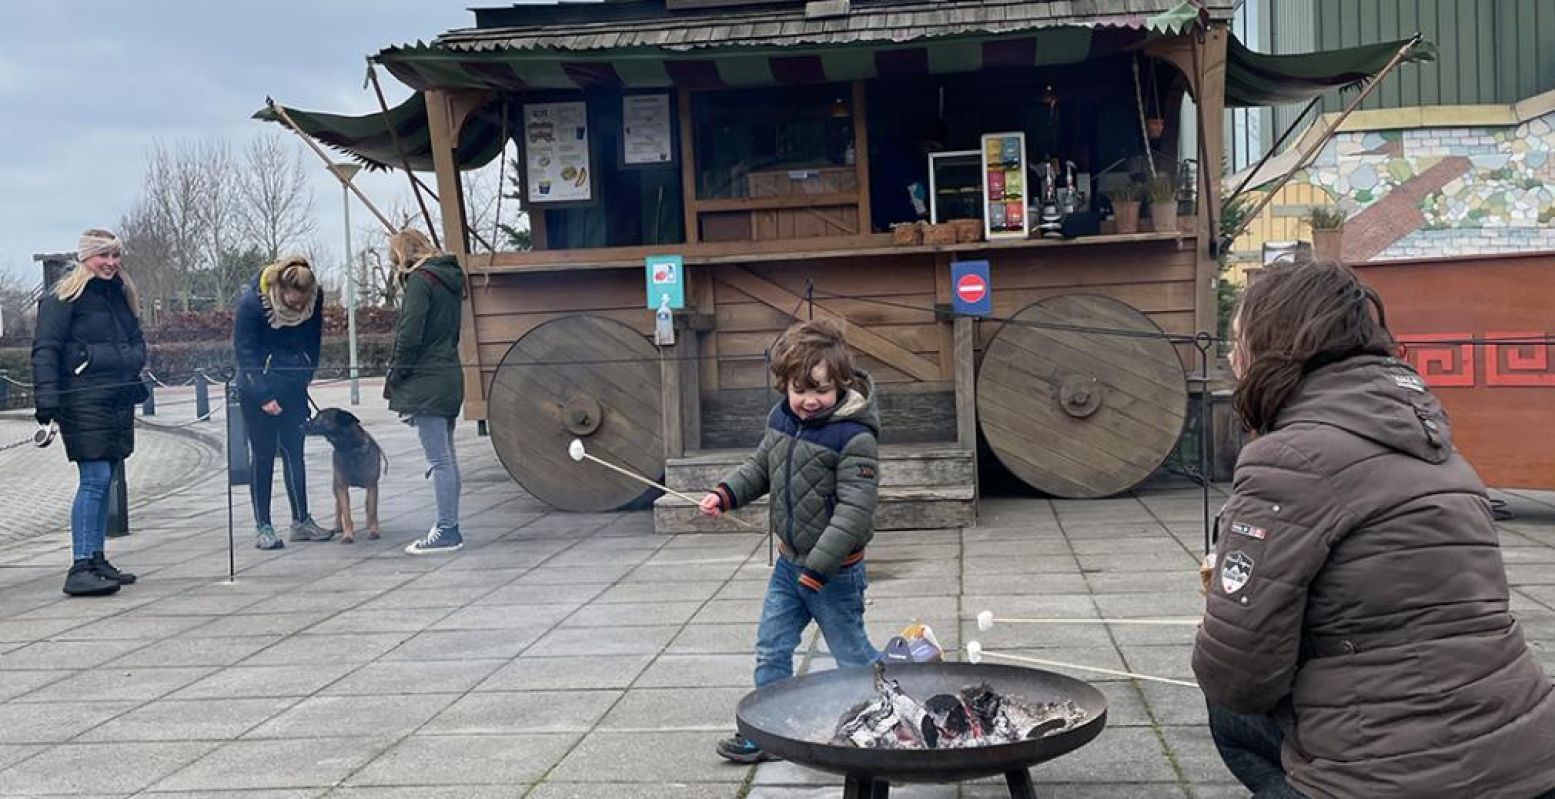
1208 702 1555 799
1207 703 1305 798
754 557 879 688
71 460 114 562
412 415 460 528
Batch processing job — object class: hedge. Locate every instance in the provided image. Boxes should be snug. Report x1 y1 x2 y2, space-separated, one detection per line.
0 334 395 410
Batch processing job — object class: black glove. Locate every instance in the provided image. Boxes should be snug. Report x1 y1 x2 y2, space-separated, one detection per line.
35 409 55 426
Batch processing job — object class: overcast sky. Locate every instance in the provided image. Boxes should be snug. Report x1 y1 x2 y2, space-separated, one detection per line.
0 1 524 284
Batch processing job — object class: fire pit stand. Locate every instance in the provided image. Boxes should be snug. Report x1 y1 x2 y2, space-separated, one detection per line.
839 769 1038 798
737 662 1109 799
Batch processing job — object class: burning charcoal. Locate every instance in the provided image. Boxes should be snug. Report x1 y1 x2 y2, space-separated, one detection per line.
835 674 1088 750
999 698 1088 740
832 665 930 749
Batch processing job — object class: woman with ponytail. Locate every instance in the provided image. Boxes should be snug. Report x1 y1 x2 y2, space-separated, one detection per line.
1193 260 1555 798
383 229 466 555
31 229 145 596
233 255 329 550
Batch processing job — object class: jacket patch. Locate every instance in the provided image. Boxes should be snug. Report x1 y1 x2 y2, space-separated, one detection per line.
1221 551 1254 594
856 464 876 481
1392 374 1427 393
1230 521 1267 540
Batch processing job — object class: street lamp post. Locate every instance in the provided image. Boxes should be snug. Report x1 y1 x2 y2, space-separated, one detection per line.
327 163 363 405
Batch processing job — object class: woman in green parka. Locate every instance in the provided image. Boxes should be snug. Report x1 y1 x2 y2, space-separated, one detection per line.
384 229 467 555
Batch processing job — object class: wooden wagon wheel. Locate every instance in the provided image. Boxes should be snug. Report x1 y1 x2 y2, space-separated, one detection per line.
487 314 664 512
977 294 1187 499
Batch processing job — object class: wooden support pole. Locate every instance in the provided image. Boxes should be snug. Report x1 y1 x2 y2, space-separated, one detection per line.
426 88 487 419
678 89 700 244
366 62 441 250
953 314 979 507
851 80 872 235
1192 27 1229 340
660 351 683 460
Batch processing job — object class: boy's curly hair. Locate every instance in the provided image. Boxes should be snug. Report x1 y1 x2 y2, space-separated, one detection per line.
770 318 856 393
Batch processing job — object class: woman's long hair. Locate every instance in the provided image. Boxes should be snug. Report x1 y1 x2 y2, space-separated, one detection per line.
389 229 443 286
55 228 139 315
1233 260 1396 433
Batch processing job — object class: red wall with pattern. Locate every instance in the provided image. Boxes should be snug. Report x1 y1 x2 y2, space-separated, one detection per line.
1353 252 1555 490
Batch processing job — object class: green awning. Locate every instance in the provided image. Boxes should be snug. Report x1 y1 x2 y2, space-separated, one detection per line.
252 94 508 172
1225 35 1434 108
257 30 1432 171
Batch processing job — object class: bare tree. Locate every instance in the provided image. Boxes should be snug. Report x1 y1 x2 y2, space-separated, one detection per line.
118 188 178 322
197 140 247 304
235 133 317 262
135 139 223 312
0 269 41 339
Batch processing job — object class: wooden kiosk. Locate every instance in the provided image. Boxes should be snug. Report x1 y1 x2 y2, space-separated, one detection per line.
268 0 1418 530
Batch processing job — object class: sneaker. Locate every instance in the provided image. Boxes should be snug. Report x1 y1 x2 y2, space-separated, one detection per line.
404 525 463 555
91 552 136 585
289 517 335 542
715 733 776 764
255 524 285 550
63 560 121 597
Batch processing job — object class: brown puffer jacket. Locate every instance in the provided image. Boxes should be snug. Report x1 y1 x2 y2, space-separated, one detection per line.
1193 355 1555 798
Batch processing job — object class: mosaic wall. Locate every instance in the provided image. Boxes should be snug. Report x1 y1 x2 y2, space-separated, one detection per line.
1292 109 1555 260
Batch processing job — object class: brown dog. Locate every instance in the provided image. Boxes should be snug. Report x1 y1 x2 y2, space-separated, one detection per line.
301 408 387 543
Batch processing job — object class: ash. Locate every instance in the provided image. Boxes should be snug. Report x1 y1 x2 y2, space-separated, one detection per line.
833 665 1087 750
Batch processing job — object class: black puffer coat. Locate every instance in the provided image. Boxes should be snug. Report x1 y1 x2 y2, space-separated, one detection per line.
31 277 147 462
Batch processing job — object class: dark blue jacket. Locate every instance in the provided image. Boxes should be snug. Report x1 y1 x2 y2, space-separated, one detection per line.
233 274 322 407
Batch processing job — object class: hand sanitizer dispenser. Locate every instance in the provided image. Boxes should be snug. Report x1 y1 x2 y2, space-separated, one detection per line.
654 295 675 346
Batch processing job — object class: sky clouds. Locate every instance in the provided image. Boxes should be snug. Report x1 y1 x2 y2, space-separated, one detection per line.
0 0 506 283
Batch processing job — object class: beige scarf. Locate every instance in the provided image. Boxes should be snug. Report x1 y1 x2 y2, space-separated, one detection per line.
258 260 317 329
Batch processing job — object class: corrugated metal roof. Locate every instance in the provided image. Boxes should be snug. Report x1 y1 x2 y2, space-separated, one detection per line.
409 0 1238 55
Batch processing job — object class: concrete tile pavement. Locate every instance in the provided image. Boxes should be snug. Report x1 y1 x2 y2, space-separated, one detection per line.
0 378 1549 797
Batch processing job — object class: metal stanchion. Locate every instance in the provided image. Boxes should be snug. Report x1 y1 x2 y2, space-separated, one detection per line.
195 371 210 419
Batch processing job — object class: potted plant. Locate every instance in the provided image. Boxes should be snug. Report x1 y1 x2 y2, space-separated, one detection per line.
1106 184 1143 234
1145 175 1178 232
1307 206 1346 262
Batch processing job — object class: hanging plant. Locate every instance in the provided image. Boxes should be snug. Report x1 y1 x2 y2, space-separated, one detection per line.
1145 58 1166 140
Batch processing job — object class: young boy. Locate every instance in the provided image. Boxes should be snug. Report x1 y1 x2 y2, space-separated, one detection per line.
700 319 881 764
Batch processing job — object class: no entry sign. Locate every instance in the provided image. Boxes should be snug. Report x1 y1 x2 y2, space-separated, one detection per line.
951 260 992 316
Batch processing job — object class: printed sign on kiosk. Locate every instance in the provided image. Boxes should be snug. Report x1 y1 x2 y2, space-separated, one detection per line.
952 260 992 317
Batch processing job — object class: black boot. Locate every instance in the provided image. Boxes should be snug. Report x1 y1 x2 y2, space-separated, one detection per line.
91 552 137 585
64 560 120 597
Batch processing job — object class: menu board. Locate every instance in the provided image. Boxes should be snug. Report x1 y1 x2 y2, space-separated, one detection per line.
980 132 1028 240
524 102 591 204
623 94 673 166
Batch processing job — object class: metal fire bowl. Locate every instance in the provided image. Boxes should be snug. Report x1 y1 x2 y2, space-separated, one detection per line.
736 662 1108 784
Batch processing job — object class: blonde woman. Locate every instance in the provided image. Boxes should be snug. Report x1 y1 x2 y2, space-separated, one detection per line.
234 256 330 549
384 229 466 555
30 229 145 596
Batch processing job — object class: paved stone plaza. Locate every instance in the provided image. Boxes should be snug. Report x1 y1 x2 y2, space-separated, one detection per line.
0 380 1551 797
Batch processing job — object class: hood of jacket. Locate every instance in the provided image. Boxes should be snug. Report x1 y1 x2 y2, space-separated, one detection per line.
1273 355 1452 464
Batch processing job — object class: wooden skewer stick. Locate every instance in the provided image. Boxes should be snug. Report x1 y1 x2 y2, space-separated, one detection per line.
965 642 1199 689
976 610 1199 630
567 438 757 529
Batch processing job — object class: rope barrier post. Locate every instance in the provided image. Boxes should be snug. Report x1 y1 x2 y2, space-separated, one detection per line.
141 375 156 417
1194 331 1214 556
106 459 130 538
225 380 240 581
195 371 210 420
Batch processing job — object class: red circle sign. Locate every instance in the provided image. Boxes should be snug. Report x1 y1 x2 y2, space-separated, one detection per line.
956 274 987 304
